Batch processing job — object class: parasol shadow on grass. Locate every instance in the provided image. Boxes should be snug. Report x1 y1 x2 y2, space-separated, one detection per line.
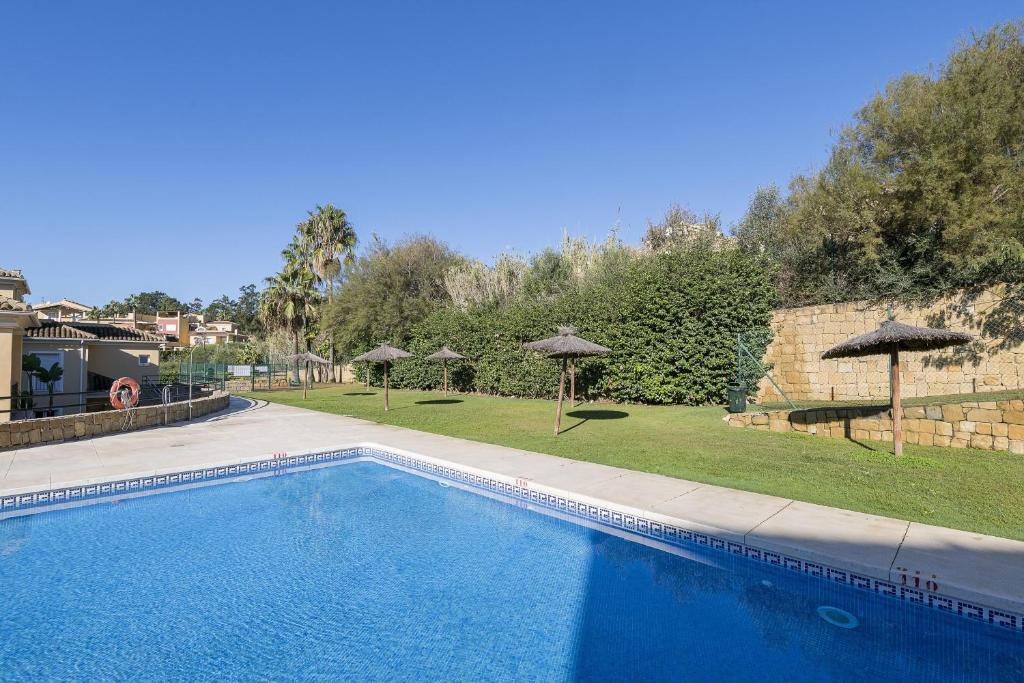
425 346 466 397
821 319 972 456
560 409 629 434
350 343 414 411
524 326 611 435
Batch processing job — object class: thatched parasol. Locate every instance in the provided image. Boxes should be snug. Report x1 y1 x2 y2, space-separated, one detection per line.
524 326 611 435
425 346 466 396
281 351 332 399
351 343 413 410
821 319 972 455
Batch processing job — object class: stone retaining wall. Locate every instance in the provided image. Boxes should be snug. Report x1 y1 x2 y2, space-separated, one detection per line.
726 398 1024 454
0 391 230 450
760 287 1023 402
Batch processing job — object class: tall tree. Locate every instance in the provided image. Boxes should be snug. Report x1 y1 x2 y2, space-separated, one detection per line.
233 284 261 334
205 295 235 321
258 259 317 382
300 204 357 382
97 291 188 316
324 235 464 358
739 21 1024 308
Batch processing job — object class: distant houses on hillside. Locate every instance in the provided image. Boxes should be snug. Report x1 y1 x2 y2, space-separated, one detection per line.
33 297 248 348
0 267 249 422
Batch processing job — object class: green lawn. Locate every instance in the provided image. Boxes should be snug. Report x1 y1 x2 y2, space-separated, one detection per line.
243 385 1024 541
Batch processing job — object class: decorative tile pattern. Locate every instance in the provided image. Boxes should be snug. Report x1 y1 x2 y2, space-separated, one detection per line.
3 444 1021 634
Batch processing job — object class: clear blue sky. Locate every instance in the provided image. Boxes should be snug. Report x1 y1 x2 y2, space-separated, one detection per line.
1 1 1017 306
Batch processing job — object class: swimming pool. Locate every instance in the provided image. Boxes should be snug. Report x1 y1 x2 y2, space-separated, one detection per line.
1 456 1021 681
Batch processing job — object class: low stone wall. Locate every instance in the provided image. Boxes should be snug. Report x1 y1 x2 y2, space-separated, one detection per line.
726 398 1024 454
0 391 231 450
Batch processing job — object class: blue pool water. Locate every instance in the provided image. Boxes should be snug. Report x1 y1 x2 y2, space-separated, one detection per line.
1 460 1021 681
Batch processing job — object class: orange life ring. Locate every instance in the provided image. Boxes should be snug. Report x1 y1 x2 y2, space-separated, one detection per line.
110 377 141 409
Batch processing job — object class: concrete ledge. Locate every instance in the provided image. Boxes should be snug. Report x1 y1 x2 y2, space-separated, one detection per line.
746 501 909 581
893 523 1024 614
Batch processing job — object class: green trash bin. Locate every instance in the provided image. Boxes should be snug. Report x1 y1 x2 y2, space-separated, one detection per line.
727 384 747 413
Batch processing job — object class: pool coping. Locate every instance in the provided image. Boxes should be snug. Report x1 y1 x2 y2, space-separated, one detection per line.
2 440 1022 634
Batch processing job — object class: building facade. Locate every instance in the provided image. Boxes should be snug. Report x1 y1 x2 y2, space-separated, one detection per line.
0 268 165 422
192 320 247 345
33 299 94 322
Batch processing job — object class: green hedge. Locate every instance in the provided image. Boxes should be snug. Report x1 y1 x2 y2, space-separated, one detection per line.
376 245 776 405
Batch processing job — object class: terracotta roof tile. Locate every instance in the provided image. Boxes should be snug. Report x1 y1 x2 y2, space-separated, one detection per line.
0 295 31 312
26 320 166 342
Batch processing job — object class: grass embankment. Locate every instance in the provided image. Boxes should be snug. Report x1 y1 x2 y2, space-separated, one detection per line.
243 385 1024 541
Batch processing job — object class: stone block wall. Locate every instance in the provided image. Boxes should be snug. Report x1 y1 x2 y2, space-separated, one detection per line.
759 287 1023 402
726 398 1024 453
0 391 230 450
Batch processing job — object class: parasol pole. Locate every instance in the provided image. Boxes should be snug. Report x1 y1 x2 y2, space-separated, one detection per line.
443 359 448 396
890 345 902 456
384 360 390 411
570 357 576 406
555 356 567 435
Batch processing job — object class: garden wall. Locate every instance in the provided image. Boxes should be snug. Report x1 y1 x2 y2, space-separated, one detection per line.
726 397 1024 454
0 391 230 449
759 288 1023 402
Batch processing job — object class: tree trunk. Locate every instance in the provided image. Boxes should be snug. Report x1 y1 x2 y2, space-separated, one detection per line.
891 347 902 456
555 357 567 435
328 334 337 383
326 281 337 383
384 360 390 411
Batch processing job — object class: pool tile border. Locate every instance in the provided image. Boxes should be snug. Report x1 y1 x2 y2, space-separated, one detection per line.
3 444 1022 634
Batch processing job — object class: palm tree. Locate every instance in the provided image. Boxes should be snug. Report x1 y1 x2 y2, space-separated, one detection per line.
259 265 319 383
22 354 64 417
300 204 357 382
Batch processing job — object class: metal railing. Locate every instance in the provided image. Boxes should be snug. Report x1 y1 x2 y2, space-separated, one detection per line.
0 376 217 421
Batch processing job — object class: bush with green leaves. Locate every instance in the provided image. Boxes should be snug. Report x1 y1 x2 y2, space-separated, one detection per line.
385 244 776 405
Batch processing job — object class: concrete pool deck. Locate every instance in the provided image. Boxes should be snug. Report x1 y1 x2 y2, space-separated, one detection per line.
2 396 1023 616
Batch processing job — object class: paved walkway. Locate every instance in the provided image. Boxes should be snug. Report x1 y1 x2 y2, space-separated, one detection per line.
2 397 1022 615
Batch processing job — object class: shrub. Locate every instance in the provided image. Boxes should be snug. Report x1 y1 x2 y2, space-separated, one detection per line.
386 244 776 405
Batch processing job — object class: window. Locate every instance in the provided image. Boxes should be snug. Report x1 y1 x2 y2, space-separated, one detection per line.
27 352 64 393
138 354 151 367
